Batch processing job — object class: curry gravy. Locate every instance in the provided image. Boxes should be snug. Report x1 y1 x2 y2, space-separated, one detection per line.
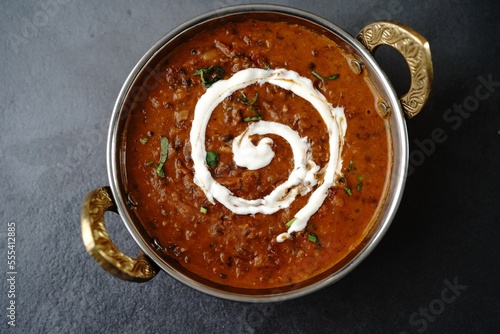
123 19 391 288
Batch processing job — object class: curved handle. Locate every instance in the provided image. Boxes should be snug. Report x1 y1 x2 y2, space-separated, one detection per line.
358 20 433 118
81 187 158 282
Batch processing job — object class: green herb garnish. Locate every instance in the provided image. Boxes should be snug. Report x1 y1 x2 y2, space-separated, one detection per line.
347 160 356 174
311 70 324 81
311 70 339 82
155 137 169 178
357 175 364 191
194 66 225 88
308 232 320 244
344 187 352 197
200 206 208 214
285 217 297 228
243 116 262 122
237 92 262 122
206 151 220 169
145 160 154 167
140 137 149 144
325 74 339 80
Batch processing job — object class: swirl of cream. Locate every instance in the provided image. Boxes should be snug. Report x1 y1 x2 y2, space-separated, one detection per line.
189 68 347 242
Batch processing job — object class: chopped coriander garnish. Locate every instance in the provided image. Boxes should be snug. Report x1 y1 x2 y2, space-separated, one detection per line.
237 92 262 122
155 137 169 178
311 70 324 81
200 206 208 214
344 187 352 197
145 160 154 167
243 116 262 122
357 175 364 191
325 74 339 80
194 66 225 88
140 137 149 144
249 92 258 106
206 151 219 169
285 217 297 228
347 160 356 174
311 70 339 82
308 232 320 244
237 91 259 108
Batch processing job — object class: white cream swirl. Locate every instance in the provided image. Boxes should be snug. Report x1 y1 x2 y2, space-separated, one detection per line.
189 68 347 242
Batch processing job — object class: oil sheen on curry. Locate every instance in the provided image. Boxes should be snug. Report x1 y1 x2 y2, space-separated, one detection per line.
123 19 391 289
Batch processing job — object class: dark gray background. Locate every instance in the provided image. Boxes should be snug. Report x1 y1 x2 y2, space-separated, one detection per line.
1 0 499 333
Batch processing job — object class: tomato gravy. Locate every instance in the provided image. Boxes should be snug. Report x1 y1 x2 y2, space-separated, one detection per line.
122 19 391 289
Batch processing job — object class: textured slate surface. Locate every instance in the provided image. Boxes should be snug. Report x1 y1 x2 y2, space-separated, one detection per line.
1 0 499 333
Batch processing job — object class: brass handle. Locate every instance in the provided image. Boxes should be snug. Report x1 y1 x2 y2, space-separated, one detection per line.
358 20 433 118
81 187 158 282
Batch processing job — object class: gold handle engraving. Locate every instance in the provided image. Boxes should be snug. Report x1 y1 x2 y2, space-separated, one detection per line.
81 187 158 282
358 21 433 118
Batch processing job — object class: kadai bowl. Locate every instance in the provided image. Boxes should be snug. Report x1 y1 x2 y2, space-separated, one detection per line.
81 4 432 302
